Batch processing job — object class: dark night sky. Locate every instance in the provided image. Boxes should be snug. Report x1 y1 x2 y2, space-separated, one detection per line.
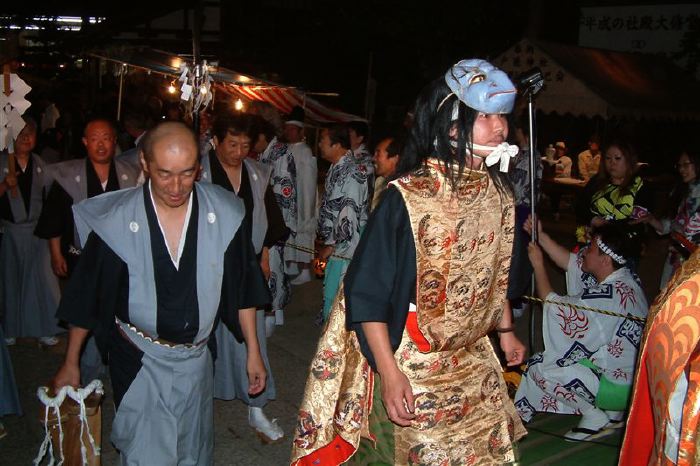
2 1 584 117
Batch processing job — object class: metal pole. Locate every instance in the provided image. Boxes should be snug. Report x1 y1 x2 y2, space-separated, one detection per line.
192 3 203 139
526 92 538 355
116 64 126 122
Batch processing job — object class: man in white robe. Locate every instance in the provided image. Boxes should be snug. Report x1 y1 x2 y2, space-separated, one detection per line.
515 219 648 441
281 112 317 292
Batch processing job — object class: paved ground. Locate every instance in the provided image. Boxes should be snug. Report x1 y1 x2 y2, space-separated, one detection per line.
1 205 668 465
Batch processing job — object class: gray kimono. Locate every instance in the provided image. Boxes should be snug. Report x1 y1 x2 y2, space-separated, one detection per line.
57 182 270 465
0 153 61 338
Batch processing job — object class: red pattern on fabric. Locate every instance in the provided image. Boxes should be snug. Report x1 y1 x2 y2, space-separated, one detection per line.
291 435 356 466
406 311 431 352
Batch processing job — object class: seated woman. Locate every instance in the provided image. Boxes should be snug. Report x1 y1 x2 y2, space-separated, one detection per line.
634 149 700 288
574 139 651 245
515 219 648 442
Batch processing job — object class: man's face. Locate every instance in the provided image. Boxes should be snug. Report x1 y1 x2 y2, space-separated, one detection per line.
373 138 398 178
318 130 335 162
471 113 508 157
14 124 37 155
589 141 600 154
83 121 117 165
141 133 199 209
283 124 303 143
214 132 250 168
582 239 605 274
349 128 363 150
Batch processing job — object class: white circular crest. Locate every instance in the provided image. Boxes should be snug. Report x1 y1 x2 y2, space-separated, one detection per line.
75 175 81 183
129 221 139 233
207 212 216 224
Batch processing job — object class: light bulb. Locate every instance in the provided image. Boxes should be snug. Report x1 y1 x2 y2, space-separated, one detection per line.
234 99 244 111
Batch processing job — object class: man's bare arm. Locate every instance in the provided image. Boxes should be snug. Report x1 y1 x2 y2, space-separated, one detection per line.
239 307 267 395
52 326 90 391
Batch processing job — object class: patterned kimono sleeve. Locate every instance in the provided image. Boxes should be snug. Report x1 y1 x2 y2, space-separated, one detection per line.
682 188 700 242
321 177 365 249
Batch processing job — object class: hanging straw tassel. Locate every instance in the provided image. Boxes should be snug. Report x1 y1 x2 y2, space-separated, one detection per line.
34 380 104 466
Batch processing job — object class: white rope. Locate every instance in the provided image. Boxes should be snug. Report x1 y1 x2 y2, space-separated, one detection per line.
33 380 104 466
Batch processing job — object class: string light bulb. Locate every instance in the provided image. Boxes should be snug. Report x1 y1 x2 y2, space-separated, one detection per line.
167 81 176 94
234 99 244 111
200 85 208 95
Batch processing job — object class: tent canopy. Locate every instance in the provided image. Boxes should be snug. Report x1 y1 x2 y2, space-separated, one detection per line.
90 46 366 123
494 39 700 119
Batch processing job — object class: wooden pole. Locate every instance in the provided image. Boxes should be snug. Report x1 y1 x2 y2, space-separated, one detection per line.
2 63 18 198
116 64 126 122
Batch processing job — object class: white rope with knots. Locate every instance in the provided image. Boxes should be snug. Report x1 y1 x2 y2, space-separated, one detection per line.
33 380 103 466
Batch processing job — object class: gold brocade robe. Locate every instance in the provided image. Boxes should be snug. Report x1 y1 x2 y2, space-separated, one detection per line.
620 248 700 465
290 161 526 466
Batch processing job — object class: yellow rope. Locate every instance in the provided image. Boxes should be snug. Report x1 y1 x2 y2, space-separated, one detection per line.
284 243 645 323
283 242 353 261
522 295 646 322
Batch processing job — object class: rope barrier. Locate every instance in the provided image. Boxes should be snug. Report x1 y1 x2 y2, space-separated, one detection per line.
283 241 353 261
522 295 646 323
286 242 645 323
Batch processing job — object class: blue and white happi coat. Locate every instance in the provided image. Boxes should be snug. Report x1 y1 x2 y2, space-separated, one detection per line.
515 252 648 422
317 151 370 260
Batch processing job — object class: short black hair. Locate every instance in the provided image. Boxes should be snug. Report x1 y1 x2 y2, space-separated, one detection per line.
324 124 350 150
348 121 369 140
250 115 277 144
385 132 406 159
212 114 254 142
83 117 117 137
592 223 642 270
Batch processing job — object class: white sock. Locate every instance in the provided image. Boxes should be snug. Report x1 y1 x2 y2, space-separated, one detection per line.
275 309 284 326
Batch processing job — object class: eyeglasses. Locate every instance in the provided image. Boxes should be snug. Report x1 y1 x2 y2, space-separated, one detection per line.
676 162 694 169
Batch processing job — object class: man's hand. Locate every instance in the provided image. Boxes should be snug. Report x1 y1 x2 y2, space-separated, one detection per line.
2 174 17 189
523 215 543 238
499 332 527 366
259 248 271 281
379 367 416 427
51 252 68 278
590 216 607 228
247 351 267 395
527 241 545 268
317 245 334 262
52 362 80 394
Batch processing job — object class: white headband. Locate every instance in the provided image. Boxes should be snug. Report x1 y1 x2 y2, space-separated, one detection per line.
596 237 626 265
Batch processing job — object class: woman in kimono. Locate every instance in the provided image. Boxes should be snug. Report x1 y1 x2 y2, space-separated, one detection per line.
515 219 648 441
291 59 527 466
633 149 700 287
0 117 60 346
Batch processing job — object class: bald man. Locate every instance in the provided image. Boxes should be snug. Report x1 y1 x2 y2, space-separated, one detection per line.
51 122 269 465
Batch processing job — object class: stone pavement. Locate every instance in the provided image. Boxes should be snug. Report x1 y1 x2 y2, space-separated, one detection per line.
1 279 323 466
0 208 668 465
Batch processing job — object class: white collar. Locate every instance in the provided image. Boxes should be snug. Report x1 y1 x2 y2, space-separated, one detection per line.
147 180 193 270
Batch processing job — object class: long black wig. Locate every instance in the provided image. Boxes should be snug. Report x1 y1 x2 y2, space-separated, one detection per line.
396 77 512 195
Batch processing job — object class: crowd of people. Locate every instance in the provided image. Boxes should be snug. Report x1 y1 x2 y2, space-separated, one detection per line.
0 57 699 465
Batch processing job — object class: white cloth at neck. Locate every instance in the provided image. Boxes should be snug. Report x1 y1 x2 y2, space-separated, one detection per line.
148 180 193 269
472 142 519 173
